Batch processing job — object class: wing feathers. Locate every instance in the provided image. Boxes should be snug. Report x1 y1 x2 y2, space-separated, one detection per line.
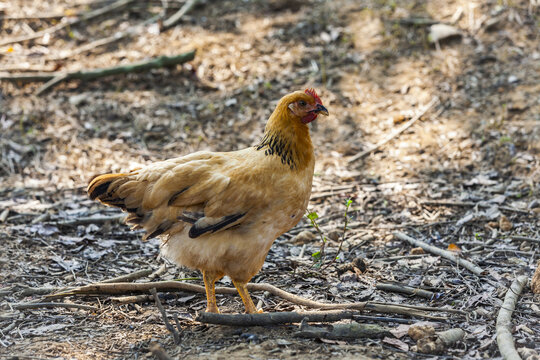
188 213 246 238
88 151 258 241
168 187 190 206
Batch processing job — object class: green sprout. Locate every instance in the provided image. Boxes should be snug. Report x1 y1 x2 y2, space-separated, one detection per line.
306 199 354 269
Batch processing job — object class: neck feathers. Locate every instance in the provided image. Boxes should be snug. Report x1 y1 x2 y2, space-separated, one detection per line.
256 95 314 170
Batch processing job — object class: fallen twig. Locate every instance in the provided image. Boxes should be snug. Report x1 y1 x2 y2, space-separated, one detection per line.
49 281 456 319
421 200 530 215
197 310 363 326
0 209 9 223
100 268 154 283
20 286 72 297
393 231 485 276
0 52 195 93
0 0 136 47
0 64 59 72
150 288 180 345
111 294 153 304
162 0 200 29
0 13 67 20
376 282 438 300
511 235 540 244
353 315 419 324
347 97 440 164
296 321 391 339
496 275 528 360
309 186 356 201
10 302 98 311
149 263 168 280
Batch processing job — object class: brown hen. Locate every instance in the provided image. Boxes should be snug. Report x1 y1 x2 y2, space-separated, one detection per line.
88 89 328 313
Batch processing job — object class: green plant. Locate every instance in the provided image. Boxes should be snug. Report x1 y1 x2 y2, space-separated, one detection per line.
306 199 353 268
322 199 353 269
307 211 326 266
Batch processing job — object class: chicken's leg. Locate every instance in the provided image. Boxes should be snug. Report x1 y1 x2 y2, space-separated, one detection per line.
232 280 261 314
203 271 223 313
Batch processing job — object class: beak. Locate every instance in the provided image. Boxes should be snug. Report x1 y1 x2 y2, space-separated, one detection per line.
311 103 329 116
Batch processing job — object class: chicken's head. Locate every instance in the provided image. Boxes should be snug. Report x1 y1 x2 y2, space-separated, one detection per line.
287 88 329 124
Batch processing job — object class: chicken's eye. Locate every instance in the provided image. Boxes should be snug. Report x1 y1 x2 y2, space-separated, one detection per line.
299 100 306 107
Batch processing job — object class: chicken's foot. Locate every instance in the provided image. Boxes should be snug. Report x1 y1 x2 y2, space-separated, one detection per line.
203 271 223 313
232 280 262 314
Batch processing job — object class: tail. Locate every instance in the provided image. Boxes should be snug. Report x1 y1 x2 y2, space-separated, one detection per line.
88 172 180 240
87 173 131 210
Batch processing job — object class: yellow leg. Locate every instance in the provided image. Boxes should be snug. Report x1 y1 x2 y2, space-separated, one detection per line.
232 280 262 314
203 271 223 313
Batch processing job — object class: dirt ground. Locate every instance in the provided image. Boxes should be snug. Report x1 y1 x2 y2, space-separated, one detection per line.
1 0 539 359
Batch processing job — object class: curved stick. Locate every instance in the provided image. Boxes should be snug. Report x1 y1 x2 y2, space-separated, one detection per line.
49 280 453 319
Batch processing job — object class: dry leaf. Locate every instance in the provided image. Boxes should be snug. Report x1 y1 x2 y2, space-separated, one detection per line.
499 215 513 232
487 221 499 228
410 247 425 255
447 243 461 252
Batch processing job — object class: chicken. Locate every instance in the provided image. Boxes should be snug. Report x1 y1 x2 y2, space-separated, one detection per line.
87 89 329 313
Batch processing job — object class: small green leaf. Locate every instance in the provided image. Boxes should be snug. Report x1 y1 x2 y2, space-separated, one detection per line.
307 212 319 221
346 199 353 207
312 251 321 259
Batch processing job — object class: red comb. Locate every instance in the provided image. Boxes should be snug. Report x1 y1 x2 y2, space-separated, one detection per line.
305 88 322 104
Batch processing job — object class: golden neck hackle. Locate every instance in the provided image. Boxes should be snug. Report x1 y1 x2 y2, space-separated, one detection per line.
257 93 314 171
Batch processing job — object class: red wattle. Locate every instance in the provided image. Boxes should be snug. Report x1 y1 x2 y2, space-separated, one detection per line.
301 113 318 124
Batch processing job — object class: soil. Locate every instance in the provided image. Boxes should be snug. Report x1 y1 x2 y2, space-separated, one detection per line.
1 0 539 359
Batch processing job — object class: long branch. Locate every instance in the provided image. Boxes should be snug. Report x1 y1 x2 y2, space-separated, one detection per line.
48 281 455 319
37 51 196 94
197 310 367 326
1 51 195 83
